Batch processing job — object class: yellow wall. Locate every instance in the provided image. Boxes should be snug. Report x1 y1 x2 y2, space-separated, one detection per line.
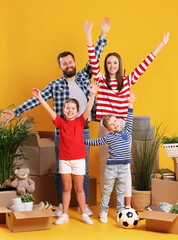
1 0 178 182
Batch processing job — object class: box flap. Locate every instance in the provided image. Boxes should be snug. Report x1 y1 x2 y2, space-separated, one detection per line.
23 131 54 147
13 209 55 219
140 210 178 222
0 207 11 213
38 138 54 147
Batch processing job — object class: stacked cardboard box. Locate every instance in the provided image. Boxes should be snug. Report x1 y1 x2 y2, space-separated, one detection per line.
30 174 97 207
173 157 178 181
19 131 97 206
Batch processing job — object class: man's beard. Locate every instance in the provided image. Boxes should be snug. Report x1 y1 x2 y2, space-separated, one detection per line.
63 67 76 78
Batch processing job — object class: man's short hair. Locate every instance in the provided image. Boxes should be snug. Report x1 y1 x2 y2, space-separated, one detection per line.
57 51 75 66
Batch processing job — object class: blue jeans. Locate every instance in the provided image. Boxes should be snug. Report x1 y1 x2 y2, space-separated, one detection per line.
54 128 90 204
100 164 129 213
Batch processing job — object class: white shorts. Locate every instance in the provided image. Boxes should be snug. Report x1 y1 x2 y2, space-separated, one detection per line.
59 159 85 175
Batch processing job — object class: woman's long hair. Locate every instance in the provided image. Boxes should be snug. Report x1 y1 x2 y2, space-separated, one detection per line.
104 53 123 92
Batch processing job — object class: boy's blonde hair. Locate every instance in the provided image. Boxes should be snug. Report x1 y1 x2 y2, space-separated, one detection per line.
103 114 115 129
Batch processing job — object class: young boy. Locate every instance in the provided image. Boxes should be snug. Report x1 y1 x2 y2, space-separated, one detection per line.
32 81 98 225
84 92 136 223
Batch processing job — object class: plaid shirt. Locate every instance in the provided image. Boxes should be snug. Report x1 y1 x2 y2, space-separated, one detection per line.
13 35 107 136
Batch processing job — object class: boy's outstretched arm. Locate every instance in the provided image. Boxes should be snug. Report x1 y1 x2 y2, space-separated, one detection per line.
32 88 56 121
152 32 169 56
83 81 99 120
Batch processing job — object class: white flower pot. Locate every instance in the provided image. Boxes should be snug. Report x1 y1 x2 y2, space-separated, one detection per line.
23 202 33 211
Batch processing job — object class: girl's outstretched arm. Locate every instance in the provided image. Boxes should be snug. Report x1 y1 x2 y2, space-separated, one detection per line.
152 32 169 56
32 88 56 121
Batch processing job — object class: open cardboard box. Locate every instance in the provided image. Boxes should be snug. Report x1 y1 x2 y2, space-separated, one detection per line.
140 210 178 234
0 207 55 232
0 190 19 224
19 131 56 175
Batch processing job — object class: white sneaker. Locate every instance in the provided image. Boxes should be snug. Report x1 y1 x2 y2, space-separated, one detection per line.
99 211 108 223
54 203 63 217
81 213 94 225
55 213 69 225
117 212 120 223
78 204 93 216
125 205 131 209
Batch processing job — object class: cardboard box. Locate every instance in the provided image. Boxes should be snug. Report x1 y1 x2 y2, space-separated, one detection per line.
140 210 178 234
0 190 19 224
173 157 178 181
30 174 97 207
0 190 19 207
20 131 56 175
0 207 55 232
151 178 178 205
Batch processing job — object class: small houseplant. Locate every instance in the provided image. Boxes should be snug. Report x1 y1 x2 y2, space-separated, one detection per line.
20 193 34 211
0 105 36 187
131 123 166 211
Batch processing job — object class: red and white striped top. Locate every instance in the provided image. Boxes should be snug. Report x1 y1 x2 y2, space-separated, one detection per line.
88 45 155 121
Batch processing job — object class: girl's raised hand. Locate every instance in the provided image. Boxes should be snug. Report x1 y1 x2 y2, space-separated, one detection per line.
162 32 170 45
88 80 99 95
82 20 94 34
32 88 41 99
100 17 111 35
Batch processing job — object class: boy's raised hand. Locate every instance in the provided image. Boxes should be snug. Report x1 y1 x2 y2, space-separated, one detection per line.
100 17 111 38
88 80 99 95
82 20 93 35
127 92 137 104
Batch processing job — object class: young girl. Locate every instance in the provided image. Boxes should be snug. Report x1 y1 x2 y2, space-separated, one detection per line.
32 81 98 225
83 20 169 208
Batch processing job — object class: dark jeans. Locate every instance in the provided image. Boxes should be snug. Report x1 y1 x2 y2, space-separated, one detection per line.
54 128 90 204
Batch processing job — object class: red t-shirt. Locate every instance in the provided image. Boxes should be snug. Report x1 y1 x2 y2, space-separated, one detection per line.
53 115 87 160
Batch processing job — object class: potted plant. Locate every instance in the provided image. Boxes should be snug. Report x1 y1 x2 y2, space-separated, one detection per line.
162 136 178 158
20 193 34 211
131 123 166 211
0 105 36 189
162 135 178 181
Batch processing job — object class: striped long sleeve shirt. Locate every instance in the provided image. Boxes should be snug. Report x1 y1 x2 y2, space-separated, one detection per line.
85 108 133 165
88 45 155 122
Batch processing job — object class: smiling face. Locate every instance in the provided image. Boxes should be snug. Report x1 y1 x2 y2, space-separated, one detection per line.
63 101 79 120
106 116 121 132
106 55 119 78
59 55 76 78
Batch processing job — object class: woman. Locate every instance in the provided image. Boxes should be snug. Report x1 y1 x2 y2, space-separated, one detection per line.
83 18 169 208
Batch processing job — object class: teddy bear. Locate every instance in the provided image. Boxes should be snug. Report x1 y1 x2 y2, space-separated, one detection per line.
11 168 35 195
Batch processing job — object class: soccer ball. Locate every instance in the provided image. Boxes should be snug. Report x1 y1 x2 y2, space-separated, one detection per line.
118 208 139 228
